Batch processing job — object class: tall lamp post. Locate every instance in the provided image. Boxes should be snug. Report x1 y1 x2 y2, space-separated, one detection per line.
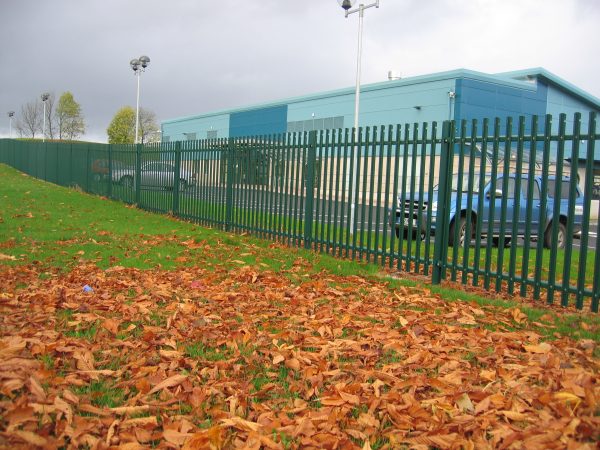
7 111 15 138
130 55 150 144
41 93 49 142
338 0 380 234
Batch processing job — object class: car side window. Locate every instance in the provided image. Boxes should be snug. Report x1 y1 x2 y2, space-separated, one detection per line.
497 177 516 198
546 180 580 199
520 178 540 200
531 180 541 200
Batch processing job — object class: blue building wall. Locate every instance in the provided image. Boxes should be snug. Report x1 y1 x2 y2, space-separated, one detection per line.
229 105 288 138
545 84 600 159
161 68 600 153
286 77 456 136
454 77 547 134
162 112 229 142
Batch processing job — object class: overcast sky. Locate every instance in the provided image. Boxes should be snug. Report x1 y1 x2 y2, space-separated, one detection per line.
1 0 599 142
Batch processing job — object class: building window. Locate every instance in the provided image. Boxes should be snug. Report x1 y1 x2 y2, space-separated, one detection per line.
286 115 344 133
593 172 600 200
207 130 218 139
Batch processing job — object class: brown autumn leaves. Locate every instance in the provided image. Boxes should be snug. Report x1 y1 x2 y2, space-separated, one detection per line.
0 251 599 449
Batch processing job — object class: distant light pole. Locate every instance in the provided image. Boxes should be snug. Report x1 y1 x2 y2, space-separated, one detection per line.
338 0 380 234
130 55 150 144
7 111 15 138
41 93 50 142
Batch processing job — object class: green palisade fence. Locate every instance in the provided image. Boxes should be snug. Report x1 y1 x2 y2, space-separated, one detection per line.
1 113 599 311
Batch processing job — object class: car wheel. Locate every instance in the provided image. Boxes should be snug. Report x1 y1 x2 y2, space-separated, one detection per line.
492 237 511 248
120 175 134 189
544 221 566 249
395 227 425 241
449 216 472 248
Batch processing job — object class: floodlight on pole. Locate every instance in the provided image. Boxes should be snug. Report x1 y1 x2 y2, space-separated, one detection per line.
41 93 50 143
130 55 151 144
337 0 380 235
8 111 15 138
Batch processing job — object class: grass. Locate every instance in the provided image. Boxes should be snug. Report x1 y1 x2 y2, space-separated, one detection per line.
184 342 232 361
72 380 125 408
1 163 599 342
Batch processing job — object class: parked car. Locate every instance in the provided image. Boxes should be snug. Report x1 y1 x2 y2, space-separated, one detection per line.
113 161 197 191
390 174 584 249
91 159 132 181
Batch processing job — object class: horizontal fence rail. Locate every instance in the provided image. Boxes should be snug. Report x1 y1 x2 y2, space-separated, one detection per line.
1 113 599 311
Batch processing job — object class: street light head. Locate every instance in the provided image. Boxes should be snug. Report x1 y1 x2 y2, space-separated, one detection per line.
139 55 150 68
338 0 354 10
130 58 140 71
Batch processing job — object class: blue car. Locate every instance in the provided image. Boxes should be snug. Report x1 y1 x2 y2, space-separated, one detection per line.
390 173 584 248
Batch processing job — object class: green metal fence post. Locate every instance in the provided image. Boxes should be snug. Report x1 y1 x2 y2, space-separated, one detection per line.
432 120 454 284
108 144 113 199
173 141 182 216
303 130 317 250
225 138 235 232
135 144 142 205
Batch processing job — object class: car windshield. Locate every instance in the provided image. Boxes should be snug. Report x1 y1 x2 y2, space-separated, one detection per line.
113 161 130 170
434 174 491 194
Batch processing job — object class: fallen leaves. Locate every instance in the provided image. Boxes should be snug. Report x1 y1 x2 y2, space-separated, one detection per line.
0 261 598 449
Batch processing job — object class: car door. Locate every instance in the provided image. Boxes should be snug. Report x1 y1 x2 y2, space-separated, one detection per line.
489 176 517 235
521 177 541 237
141 162 160 187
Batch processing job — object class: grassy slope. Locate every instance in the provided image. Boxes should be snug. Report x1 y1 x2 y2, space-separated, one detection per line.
1 163 599 448
0 163 598 342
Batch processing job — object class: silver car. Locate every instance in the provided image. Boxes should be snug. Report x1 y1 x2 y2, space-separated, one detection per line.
113 162 196 191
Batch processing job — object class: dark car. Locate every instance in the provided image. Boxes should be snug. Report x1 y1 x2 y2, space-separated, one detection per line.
390 174 584 249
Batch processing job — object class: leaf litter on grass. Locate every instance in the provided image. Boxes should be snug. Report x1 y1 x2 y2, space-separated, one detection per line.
0 260 599 449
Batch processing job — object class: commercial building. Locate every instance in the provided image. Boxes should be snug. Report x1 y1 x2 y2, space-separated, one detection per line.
161 67 600 211
162 67 600 142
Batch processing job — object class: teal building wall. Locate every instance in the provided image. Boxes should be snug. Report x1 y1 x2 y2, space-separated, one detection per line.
161 68 600 153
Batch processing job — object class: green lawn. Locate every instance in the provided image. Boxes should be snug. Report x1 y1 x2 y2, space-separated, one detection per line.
1 163 598 342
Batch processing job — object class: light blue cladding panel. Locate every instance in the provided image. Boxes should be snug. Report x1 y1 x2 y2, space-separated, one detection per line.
546 84 600 130
287 78 456 136
229 105 288 138
455 77 547 135
162 113 230 142
545 85 600 159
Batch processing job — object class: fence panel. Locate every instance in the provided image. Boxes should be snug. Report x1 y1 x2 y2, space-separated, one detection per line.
1 112 598 311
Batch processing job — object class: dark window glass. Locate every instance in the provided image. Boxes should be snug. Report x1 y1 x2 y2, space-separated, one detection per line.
546 180 579 199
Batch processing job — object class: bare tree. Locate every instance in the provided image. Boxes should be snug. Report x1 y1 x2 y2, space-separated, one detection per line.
43 93 57 140
16 100 42 138
139 108 159 144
